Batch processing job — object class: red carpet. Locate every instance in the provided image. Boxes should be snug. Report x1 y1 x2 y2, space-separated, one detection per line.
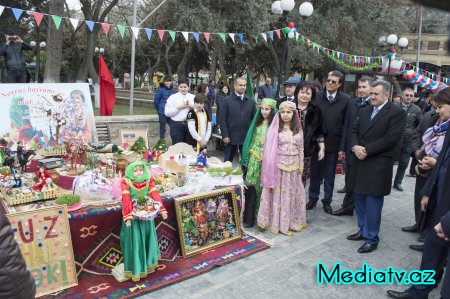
45 235 269 298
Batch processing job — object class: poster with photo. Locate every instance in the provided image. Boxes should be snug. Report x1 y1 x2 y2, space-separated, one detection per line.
0 83 97 150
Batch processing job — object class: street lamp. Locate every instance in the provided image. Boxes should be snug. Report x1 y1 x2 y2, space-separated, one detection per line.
379 34 408 99
30 40 46 83
272 1 313 98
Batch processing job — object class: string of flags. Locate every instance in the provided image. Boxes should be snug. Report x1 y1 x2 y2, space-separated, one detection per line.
404 62 450 85
403 68 447 93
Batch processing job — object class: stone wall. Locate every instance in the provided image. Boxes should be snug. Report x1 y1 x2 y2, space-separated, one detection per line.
95 115 169 147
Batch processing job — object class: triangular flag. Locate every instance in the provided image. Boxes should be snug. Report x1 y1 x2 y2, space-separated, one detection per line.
219 33 226 43
69 18 79 30
51 15 63 30
11 8 23 21
145 28 153 40
168 30 176 42
85 20 95 32
101 23 110 36
275 29 281 39
301 35 305 43
157 30 165 41
229 33 235 43
117 25 126 38
261 32 267 43
237 33 244 43
182 32 189 42
254 35 259 44
33 12 44 27
295 32 299 41
192 32 199 43
281 27 290 37
204 32 210 44
268 31 274 41
0 6 4 17
131 27 139 40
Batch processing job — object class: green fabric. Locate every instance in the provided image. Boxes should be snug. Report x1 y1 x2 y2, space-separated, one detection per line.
120 219 160 281
125 161 150 183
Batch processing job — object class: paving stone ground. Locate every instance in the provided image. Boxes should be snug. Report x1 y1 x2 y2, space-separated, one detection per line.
138 163 442 299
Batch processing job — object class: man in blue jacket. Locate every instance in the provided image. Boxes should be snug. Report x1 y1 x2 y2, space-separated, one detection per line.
154 76 174 140
0 28 32 83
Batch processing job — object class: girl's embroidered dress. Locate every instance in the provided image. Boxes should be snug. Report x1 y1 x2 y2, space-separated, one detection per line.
120 162 166 282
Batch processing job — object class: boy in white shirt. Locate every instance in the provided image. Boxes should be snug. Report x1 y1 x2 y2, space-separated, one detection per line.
164 79 195 145
187 94 212 152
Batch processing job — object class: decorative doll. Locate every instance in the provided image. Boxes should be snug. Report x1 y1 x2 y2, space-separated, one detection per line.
120 161 168 282
181 206 199 235
33 166 53 191
205 198 217 230
240 98 277 216
193 201 208 240
216 199 231 230
196 149 208 167
257 101 307 236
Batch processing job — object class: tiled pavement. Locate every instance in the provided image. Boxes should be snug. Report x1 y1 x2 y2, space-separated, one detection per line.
139 167 442 299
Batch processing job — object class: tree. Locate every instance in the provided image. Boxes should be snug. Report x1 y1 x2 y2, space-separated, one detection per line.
44 0 64 83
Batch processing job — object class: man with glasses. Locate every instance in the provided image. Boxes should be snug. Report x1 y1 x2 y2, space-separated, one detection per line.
306 70 350 214
0 28 32 83
393 88 422 191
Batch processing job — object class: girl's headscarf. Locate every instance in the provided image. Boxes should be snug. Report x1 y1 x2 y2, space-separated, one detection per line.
125 161 150 183
240 98 277 167
261 101 300 188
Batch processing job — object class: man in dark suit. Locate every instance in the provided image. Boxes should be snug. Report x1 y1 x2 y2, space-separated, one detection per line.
276 78 299 108
306 70 350 214
387 87 450 299
346 80 406 253
333 76 373 216
258 77 274 100
220 77 257 163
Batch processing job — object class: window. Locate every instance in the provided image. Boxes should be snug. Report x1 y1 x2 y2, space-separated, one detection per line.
412 40 423 50
427 41 440 50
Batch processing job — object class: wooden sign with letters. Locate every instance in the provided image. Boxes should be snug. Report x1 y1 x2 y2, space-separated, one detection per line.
7 205 78 297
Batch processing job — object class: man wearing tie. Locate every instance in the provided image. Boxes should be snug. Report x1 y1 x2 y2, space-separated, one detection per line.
306 70 350 214
347 80 406 253
333 76 373 216
276 78 299 108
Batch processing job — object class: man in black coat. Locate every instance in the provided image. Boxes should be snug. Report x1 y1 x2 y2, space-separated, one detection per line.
387 87 450 299
0 209 36 299
306 70 350 214
258 77 274 100
276 78 300 108
347 80 406 253
220 77 257 162
0 28 32 83
333 76 373 216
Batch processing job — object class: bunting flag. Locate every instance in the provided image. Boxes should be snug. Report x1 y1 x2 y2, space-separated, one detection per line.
168 30 176 42
51 15 63 30
157 30 165 41
218 33 226 43
33 12 44 27
274 29 281 39
281 27 290 37
192 32 199 43
101 23 110 35
229 33 235 43
131 27 139 40
268 31 274 41
145 28 153 41
237 33 244 44
85 20 95 32
117 25 126 38
203 32 210 44
182 31 189 42
254 35 259 44
69 18 79 30
295 32 300 41
261 32 267 43
0 6 4 17
11 8 23 21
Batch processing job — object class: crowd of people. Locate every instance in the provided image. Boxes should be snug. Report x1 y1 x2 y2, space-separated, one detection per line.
155 71 450 298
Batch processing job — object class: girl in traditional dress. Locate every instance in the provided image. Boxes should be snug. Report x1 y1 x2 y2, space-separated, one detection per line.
257 101 307 235
240 98 277 214
120 161 168 282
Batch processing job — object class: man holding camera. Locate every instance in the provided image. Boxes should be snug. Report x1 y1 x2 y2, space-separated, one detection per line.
0 28 32 83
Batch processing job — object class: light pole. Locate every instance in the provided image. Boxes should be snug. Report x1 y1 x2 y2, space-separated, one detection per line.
379 34 408 99
272 0 313 98
30 41 46 83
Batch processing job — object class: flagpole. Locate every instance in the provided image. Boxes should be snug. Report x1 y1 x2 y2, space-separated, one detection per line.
129 0 138 115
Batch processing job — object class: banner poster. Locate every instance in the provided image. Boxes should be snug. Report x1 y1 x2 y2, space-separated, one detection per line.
6 205 78 297
0 83 97 150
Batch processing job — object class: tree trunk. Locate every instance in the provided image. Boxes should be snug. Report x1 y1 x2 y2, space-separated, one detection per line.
176 42 194 80
44 0 64 83
76 31 97 82
164 41 173 76
209 50 217 81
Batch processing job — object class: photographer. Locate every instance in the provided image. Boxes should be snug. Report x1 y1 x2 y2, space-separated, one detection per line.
0 28 32 83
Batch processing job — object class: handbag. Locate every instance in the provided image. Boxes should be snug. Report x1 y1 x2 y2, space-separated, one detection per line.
418 209 430 234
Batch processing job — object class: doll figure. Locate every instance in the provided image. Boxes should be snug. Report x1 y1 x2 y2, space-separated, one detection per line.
205 198 217 229
257 101 307 236
193 201 208 241
196 149 208 167
120 161 168 282
41 178 56 192
33 166 52 191
216 199 231 230
240 98 277 216
181 206 198 235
